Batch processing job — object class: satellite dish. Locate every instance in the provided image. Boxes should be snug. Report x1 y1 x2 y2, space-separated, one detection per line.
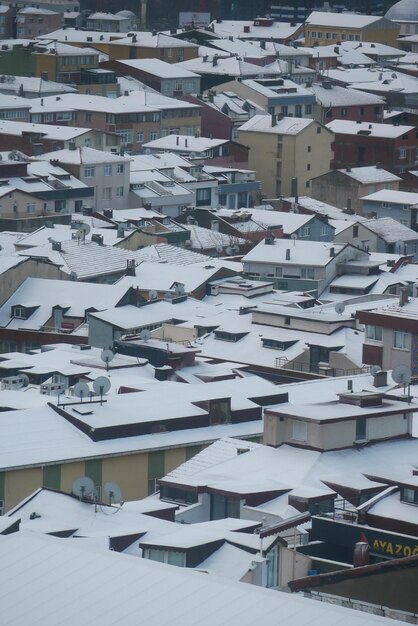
370 364 381 376
174 283 185 296
16 373 29 389
141 329 151 342
291 233 298 240
149 289 158 300
215 244 223 254
73 381 90 401
72 476 95 499
93 376 111 396
101 349 114 371
334 302 346 315
392 365 412 386
79 223 91 236
103 481 122 505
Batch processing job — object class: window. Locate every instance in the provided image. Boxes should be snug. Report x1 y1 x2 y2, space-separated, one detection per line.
116 129 133 144
399 148 406 159
307 145 311 152
358 107 364 116
341 107 347 117
353 225 359 237
355 417 367 441
281 105 288 115
295 104 302 117
145 549 186 567
326 32 332 39
196 187 211 206
301 267 314 279
394 330 409 350
366 325 382 341
116 186 124 197
160 485 198 504
104 164 112 176
56 111 72 121
150 131 158 141
210 493 240 520
401 488 418 505
117 163 125 173
103 187 112 200
85 112 92 122
307 163 311 171
84 166 95 177
301 225 311 237
209 398 231 425
12 306 27 319
26 203 36 214
316 127 321 134
320 225 328 236
292 420 307 442
305 104 312 115
148 450 165 495
43 464 61 490
136 132 144 143
311 31 317 38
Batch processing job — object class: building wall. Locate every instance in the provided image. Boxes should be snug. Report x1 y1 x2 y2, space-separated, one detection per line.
331 133 416 174
304 20 399 48
361 200 418 231
264 412 409 451
239 122 333 198
311 170 400 214
16 10 63 38
108 44 198 63
0 259 65 307
0 443 208 512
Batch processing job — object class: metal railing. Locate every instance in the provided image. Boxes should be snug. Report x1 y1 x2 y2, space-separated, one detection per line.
275 358 371 378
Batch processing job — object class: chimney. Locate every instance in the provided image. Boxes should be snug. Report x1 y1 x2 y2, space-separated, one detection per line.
176 136 179 145
330 246 335 257
126 259 136 276
69 141 77 150
260 40 266 49
399 287 409 307
212 56 218 66
285 248 290 260
243 25 250 33
373 370 387 388
185 138 188 147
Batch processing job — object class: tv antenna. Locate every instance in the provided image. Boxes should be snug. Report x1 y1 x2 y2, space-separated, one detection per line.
72 476 95 499
93 376 111 405
103 481 122 505
101 349 114 372
73 381 90 402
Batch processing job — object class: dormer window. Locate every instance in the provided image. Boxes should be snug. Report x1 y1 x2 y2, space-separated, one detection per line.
262 338 297 350
401 488 418 505
214 330 248 342
12 305 29 319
